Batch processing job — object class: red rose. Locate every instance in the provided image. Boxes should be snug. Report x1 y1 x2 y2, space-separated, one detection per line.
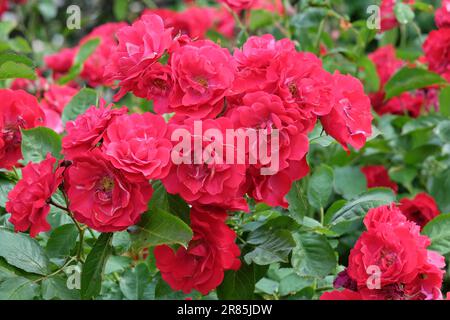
102 112 172 181
44 48 76 75
269 51 335 117
169 40 237 118
162 117 248 211
320 289 362 300
227 91 311 207
436 0 450 29
154 207 241 295
40 85 78 133
380 0 415 32
344 204 445 300
399 193 440 229
232 34 296 94
320 72 373 151
423 28 450 82
105 14 174 102
62 100 128 160
218 0 255 10
79 22 127 87
6 155 63 237
0 89 45 169
361 165 398 193
65 150 153 232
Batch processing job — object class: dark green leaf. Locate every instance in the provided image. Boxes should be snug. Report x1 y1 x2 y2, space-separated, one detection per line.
0 228 50 275
46 224 79 259
81 233 113 300
427 169 450 213
131 209 192 250
217 263 256 300
333 166 367 200
423 213 450 255
291 232 336 278
0 276 38 300
0 61 36 80
119 263 152 300
439 86 450 118
307 165 334 210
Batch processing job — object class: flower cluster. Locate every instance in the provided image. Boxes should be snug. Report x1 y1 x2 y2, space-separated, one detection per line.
423 1 450 82
5 11 373 296
321 204 445 300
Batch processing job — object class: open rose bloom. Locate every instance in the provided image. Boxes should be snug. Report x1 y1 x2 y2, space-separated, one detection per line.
1 0 450 303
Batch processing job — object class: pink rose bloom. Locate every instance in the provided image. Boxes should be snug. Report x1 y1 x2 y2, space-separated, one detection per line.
6 155 63 237
269 51 335 117
105 14 174 101
218 0 255 11
80 22 127 87
169 40 237 119
102 112 172 181
62 100 128 160
155 207 241 295
0 89 45 169
436 0 450 29
320 72 373 151
162 117 248 211
44 48 76 75
65 150 153 232
423 28 450 82
227 91 311 207
232 34 296 94
40 85 78 133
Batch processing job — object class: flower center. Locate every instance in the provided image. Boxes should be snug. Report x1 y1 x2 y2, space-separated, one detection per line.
288 82 298 97
96 176 114 202
153 78 167 90
196 76 208 88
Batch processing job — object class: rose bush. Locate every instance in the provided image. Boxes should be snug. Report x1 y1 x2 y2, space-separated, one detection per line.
0 0 449 301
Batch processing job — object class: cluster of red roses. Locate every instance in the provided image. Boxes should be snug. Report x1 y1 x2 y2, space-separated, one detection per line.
424 0 450 82
2 9 374 295
321 204 445 300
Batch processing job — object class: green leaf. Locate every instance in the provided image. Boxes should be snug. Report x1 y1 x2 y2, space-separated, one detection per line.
389 166 417 188
0 21 17 40
0 177 15 208
249 9 274 31
20 127 62 164
286 179 309 223
384 68 447 100
435 120 450 142
0 61 36 80
105 256 131 274
394 2 415 25
42 276 80 300
439 86 450 118
0 229 50 275
58 38 100 85
423 213 450 255
329 188 396 235
46 224 79 259
130 209 193 250
217 263 257 300
245 217 297 265
333 166 367 200
307 165 334 210
81 233 113 300
149 181 190 224
278 273 313 296
113 0 128 20
38 0 58 20
119 263 152 300
291 232 336 278
0 276 38 300
427 169 450 213
61 88 98 125
0 53 33 67
358 56 380 92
